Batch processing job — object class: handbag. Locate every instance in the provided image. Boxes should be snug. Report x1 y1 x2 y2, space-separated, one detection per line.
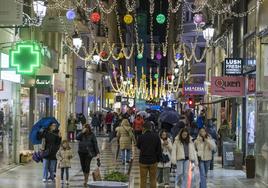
160 153 170 163
92 167 102 181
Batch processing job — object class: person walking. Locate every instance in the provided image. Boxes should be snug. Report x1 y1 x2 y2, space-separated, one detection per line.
218 119 230 156
56 140 73 185
67 113 77 142
105 111 113 134
116 119 135 164
77 124 100 187
133 114 144 141
171 128 198 188
197 110 206 129
157 130 172 187
137 121 162 188
206 118 218 170
41 123 62 183
194 128 216 188
91 113 100 134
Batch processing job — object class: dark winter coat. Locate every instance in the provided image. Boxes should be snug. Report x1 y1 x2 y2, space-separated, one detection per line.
137 130 162 165
43 130 61 160
77 132 100 158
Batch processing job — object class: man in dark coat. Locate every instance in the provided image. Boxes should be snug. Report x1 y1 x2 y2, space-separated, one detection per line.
137 121 162 188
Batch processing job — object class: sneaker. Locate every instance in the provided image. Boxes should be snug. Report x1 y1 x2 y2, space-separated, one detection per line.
42 179 47 183
66 181 69 185
61 180 64 184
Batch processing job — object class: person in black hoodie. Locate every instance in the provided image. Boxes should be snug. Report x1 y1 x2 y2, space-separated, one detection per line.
77 124 100 187
137 121 162 188
41 123 61 183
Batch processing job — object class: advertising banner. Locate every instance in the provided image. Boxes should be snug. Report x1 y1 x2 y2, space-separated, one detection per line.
183 84 205 95
211 76 245 97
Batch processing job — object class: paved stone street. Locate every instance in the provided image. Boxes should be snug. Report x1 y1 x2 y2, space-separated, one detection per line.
0 137 267 188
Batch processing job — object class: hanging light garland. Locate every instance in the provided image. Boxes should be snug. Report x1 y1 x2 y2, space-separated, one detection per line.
149 0 155 60
125 0 136 12
162 3 171 57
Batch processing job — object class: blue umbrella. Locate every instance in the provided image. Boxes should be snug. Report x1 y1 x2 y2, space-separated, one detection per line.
159 110 179 125
29 117 60 145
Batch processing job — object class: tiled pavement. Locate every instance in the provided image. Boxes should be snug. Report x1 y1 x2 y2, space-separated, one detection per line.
0 136 267 188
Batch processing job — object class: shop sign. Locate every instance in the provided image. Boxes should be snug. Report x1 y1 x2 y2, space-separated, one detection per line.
211 76 245 97
224 58 243 75
243 59 256 74
247 76 256 94
35 76 51 88
183 84 205 95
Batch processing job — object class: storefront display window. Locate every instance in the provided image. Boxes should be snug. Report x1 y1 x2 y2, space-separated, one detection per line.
246 96 256 155
20 87 30 152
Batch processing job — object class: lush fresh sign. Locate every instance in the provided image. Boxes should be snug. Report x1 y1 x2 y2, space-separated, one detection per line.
224 58 243 75
9 42 41 74
35 75 51 88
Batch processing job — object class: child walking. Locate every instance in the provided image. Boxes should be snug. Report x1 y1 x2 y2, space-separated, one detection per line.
56 140 73 185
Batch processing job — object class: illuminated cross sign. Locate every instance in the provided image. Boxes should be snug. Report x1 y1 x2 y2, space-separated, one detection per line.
9 42 41 74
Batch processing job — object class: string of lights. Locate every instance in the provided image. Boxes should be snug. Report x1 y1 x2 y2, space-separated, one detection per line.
149 0 155 60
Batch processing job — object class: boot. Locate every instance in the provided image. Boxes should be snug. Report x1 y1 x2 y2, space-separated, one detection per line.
83 173 89 187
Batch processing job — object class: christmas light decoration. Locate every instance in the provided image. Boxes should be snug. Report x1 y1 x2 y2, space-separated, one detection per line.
124 14 133 24
66 9 76 20
90 12 101 23
156 14 166 24
156 52 162 60
137 53 143 59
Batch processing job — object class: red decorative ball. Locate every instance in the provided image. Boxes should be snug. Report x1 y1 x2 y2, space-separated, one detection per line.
90 12 101 23
100 51 107 58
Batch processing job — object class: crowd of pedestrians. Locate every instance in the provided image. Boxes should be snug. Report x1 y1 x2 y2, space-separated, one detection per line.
35 108 233 188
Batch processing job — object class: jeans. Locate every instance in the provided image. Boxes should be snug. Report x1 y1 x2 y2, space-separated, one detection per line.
140 163 157 188
79 152 92 173
176 160 189 188
199 160 211 188
157 167 170 185
121 149 131 163
61 168 69 180
43 159 57 180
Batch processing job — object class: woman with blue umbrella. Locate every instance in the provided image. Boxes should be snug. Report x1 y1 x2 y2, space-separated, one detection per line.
41 123 62 183
29 117 61 183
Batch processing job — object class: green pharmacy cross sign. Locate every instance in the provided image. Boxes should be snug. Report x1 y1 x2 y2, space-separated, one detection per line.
9 42 41 75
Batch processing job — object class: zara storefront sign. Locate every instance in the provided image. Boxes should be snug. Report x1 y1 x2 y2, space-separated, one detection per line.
211 76 245 97
35 76 51 88
183 84 205 95
224 58 243 75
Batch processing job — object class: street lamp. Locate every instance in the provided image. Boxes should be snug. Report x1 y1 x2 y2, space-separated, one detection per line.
203 25 215 42
33 0 47 19
22 0 47 26
174 66 179 74
72 32 82 50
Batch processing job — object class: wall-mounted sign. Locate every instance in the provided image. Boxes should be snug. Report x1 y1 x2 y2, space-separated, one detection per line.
183 84 205 95
9 42 41 75
243 59 256 74
247 76 256 94
224 58 243 75
211 76 245 97
35 76 51 88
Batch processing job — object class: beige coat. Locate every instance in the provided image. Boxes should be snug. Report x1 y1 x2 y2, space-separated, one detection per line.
171 136 198 165
158 138 172 168
56 148 73 168
116 120 135 150
194 136 216 161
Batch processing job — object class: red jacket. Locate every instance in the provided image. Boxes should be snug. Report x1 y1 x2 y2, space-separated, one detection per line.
105 113 113 124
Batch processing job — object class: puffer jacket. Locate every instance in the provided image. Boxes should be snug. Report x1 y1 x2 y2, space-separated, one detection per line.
194 136 216 161
158 138 172 168
116 121 135 150
171 136 198 165
56 148 73 168
77 132 100 157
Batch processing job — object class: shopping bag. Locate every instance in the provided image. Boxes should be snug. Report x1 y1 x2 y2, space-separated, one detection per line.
191 164 200 188
187 162 200 188
92 167 102 181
